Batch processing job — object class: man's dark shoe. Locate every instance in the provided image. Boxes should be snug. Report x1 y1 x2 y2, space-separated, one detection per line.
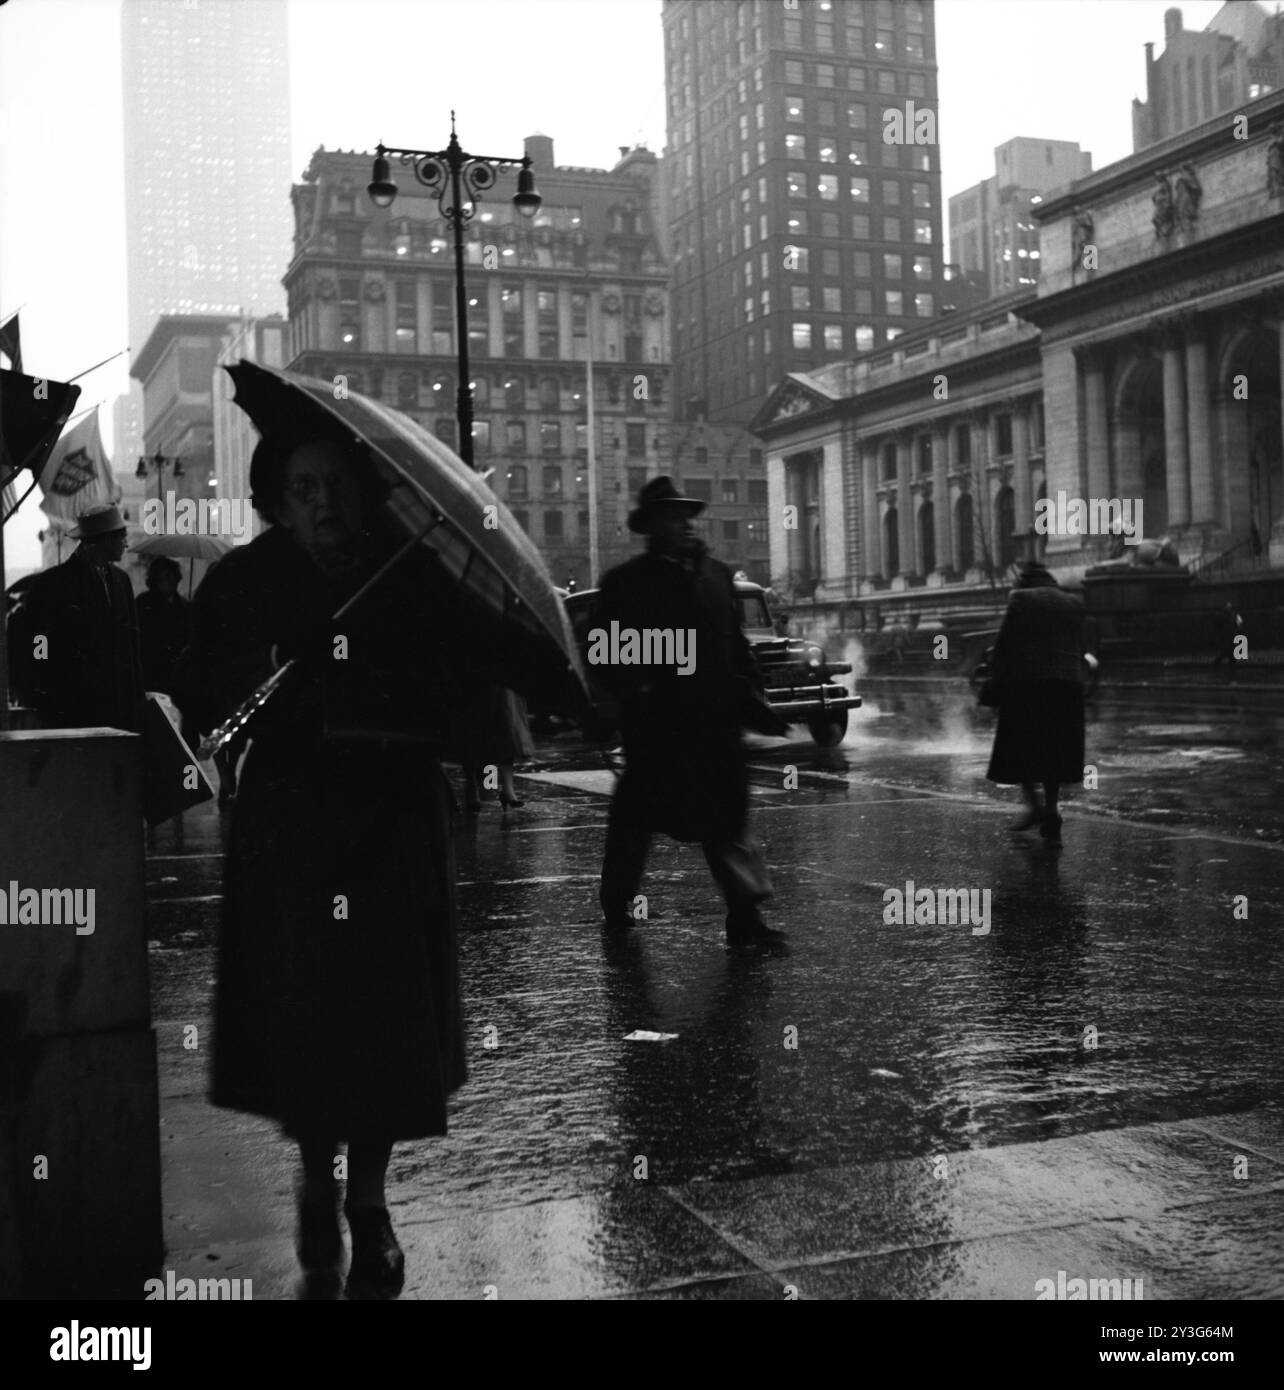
344 1205 405 1300
725 910 787 949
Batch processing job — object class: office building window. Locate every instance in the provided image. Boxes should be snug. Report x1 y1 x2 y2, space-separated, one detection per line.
817 64 835 88
884 179 901 204
627 422 646 456
912 182 932 208
877 69 896 94
791 286 811 309
883 253 902 279
852 213 870 238
914 218 932 243
908 73 927 97
819 140 837 163
854 324 874 351
851 176 870 202
885 290 903 315
996 413 1013 456
847 102 867 129
505 377 525 410
792 322 812 349
506 419 526 452
821 248 840 275
786 93 804 122
818 97 836 126
820 211 840 237
436 417 457 449
506 465 528 498
339 278 360 348
431 281 453 353
544 510 563 541
394 280 417 353
913 255 931 280
541 420 560 452
786 133 806 157
721 477 739 504
787 211 809 236
884 217 901 240
853 288 873 312
848 140 869 167
544 465 563 497
823 324 842 351
822 286 842 312
848 66 867 90
787 169 807 199
785 60 803 83
571 291 588 337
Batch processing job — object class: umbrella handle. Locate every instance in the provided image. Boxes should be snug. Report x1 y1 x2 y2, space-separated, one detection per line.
196 659 296 759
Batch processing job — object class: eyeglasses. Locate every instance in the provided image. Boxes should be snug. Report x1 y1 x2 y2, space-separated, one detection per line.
283 472 357 504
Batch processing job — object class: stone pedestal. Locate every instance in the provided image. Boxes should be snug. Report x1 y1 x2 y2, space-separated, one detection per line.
0 730 161 1299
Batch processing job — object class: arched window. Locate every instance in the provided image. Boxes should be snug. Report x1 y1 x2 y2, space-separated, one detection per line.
539 376 560 411
470 377 490 407
996 486 1016 568
956 494 975 571
505 377 525 410
397 371 419 407
883 505 899 577
919 500 935 574
431 373 454 403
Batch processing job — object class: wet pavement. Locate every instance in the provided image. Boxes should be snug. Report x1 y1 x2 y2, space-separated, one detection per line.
147 677 1284 1299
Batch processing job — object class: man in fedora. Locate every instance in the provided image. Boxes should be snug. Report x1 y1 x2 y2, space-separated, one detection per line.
24 502 146 732
592 476 789 948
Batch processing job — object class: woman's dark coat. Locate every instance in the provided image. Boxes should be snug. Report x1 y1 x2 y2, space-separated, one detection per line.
986 584 1086 786
187 525 469 1139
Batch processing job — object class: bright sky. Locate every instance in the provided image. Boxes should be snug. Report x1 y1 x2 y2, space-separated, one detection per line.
0 0 1227 574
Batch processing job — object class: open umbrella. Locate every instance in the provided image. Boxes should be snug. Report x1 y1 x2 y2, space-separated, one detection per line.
133 532 233 596
198 359 587 755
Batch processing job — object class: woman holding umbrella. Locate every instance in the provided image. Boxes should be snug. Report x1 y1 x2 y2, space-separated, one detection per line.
187 428 473 1299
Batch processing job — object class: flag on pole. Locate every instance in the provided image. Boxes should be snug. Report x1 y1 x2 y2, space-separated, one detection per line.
36 406 119 524
0 315 21 374
0 313 23 517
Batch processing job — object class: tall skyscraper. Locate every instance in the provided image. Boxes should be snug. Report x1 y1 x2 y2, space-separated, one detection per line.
121 0 292 360
663 0 945 426
949 137 1092 300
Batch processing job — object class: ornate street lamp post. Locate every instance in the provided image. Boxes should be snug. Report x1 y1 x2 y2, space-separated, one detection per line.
135 451 183 501
368 112 541 470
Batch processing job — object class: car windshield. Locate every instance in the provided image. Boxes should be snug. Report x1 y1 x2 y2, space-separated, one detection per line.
738 591 774 631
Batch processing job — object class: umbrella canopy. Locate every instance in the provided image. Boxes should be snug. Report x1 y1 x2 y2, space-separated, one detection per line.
133 533 233 563
223 358 588 711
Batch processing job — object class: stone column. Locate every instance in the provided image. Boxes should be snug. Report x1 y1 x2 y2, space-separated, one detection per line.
931 425 950 572
862 444 880 579
1185 323 1215 526
1113 411 1144 505
1082 349 1111 502
896 436 914 576
1162 331 1191 528
1012 405 1032 548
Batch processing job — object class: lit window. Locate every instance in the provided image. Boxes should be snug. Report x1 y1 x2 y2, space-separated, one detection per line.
818 175 839 200
915 293 934 316
823 325 842 351
886 290 903 315
792 323 811 349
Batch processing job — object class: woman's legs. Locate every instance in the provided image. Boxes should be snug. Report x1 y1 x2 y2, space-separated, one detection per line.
344 1135 404 1299
295 1133 342 1271
346 1136 393 1209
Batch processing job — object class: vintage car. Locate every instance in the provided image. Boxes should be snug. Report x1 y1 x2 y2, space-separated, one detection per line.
563 578 860 747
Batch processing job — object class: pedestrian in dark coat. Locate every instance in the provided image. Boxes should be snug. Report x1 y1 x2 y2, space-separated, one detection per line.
593 476 789 948
186 432 472 1299
985 560 1086 845
23 503 145 733
136 556 197 745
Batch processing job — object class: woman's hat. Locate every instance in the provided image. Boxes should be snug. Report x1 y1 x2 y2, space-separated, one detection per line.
628 475 705 534
72 503 127 539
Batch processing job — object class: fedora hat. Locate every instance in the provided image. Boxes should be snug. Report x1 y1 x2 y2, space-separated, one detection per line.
628 475 705 534
72 503 127 539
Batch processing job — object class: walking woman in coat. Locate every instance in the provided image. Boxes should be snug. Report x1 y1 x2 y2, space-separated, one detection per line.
985 561 1087 846
187 431 471 1298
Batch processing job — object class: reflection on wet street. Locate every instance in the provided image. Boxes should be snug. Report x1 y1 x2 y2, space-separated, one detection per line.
149 677 1284 1297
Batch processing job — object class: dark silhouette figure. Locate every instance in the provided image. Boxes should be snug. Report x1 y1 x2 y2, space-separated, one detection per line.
23 503 145 732
594 476 789 948
985 561 1086 847
186 433 475 1299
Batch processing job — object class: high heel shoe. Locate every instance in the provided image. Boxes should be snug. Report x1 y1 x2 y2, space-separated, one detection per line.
344 1205 404 1300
